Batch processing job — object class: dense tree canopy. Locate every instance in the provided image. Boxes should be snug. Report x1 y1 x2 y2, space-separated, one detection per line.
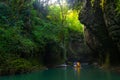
0 0 85 75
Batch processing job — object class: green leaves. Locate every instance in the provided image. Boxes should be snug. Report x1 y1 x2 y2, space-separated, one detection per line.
66 10 84 33
116 0 120 14
9 58 32 72
0 3 11 25
0 0 84 72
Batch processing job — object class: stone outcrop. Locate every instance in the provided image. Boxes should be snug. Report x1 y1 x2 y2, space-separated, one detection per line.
104 0 120 53
79 0 120 65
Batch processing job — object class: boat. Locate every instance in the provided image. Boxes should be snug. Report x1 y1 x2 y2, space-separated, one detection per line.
55 64 67 68
74 62 81 68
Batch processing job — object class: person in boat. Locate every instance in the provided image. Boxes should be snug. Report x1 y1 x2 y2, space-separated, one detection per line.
74 62 81 68
76 62 81 67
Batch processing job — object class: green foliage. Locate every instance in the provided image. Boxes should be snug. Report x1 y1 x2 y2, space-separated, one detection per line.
66 10 84 33
0 26 37 58
0 3 11 26
47 5 61 22
91 0 95 6
0 0 84 75
0 27 21 54
0 0 32 29
8 58 32 74
18 38 37 56
32 18 66 65
116 0 120 14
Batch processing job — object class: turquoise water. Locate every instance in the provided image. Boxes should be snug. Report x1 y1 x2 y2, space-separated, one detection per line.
0 66 120 80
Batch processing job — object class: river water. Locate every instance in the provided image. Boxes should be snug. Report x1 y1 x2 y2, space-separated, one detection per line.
0 65 120 80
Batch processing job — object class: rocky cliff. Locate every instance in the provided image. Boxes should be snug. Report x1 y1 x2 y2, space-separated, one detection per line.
79 0 120 65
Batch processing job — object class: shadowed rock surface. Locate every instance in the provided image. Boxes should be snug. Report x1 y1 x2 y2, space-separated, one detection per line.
79 0 120 65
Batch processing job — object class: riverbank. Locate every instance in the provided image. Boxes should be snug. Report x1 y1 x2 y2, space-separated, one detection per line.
110 66 120 73
0 65 47 76
0 58 47 76
100 64 120 73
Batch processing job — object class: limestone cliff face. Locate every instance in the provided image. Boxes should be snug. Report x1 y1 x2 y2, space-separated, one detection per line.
104 1 120 53
79 0 120 64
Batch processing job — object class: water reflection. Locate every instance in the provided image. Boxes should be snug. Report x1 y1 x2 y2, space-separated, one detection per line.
74 67 81 80
0 66 120 80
